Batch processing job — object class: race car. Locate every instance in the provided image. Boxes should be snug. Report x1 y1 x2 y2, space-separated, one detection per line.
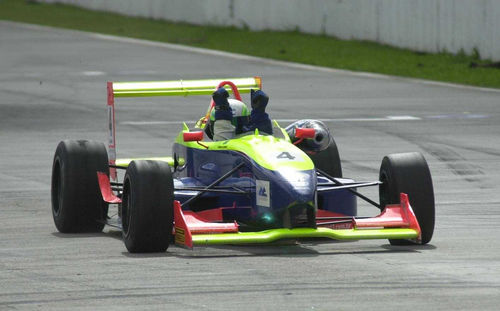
51 77 435 253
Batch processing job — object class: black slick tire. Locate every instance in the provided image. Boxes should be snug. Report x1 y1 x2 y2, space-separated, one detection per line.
51 140 109 233
121 160 174 253
379 152 435 245
310 137 342 177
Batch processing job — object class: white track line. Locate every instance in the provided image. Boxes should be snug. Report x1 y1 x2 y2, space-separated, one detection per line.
4 21 500 94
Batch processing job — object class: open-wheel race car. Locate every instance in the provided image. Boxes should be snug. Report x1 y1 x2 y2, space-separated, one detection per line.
51 77 435 252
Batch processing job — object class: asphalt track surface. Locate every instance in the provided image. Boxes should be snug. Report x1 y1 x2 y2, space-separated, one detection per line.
1 21 500 310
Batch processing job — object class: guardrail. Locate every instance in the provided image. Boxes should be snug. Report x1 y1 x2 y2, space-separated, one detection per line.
39 0 500 61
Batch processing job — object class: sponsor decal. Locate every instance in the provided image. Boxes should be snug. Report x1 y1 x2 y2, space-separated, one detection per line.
108 149 116 162
280 170 310 188
108 106 114 146
175 227 185 244
320 223 353 230
256 179 270 207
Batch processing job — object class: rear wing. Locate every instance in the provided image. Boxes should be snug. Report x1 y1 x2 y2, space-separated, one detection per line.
106 77 262 179
110 77 261 97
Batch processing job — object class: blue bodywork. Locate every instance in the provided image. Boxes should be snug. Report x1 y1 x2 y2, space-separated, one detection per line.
172 140 357 229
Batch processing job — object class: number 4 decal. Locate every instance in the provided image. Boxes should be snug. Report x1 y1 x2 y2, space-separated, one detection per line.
277 152 295 160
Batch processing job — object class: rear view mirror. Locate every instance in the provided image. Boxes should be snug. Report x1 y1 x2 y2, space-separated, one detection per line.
183 131 204 142
295 127 315 139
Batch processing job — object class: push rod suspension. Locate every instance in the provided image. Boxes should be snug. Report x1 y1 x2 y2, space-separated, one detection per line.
316 168 382 209
181 162 245 208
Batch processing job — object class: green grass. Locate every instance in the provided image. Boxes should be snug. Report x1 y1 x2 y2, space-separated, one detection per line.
1 0 499 88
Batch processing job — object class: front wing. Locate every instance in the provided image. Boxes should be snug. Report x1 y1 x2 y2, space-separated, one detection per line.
174 193 421 249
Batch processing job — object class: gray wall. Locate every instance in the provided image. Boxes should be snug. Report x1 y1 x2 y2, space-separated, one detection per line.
41 0 500 60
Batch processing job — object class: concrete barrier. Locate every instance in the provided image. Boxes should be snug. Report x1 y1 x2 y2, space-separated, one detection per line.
40 0 500 60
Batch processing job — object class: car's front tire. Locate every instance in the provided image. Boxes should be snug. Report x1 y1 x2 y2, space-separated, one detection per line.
51 140 109 233
379 152 435 245
121 160 174 253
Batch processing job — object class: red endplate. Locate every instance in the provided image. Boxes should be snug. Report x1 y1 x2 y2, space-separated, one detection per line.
174 201 239 249
97 172 122 204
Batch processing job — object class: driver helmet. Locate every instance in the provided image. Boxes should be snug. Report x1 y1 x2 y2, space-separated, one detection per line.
210 98 250 127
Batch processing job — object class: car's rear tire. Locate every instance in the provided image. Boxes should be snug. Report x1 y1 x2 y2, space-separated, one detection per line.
51 140 109 233
310 137 342 177
379 152 435 245
121 160 174 253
